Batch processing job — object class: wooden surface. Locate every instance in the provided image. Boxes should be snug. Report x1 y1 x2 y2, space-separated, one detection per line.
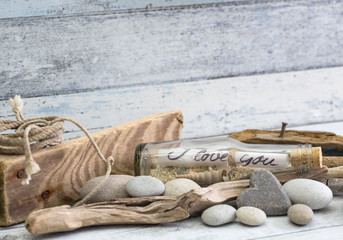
1 67 343 140
0 111 183 226
0 0 249 18
1 0 343 140
1 122 342 239
229 129 343 156
1 0 343 238
1 0 343 100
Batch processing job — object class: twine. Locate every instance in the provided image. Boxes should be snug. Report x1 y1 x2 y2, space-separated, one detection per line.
0 96 114 206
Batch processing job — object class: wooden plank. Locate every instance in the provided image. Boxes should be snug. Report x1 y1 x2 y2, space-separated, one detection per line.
0 0 244 19
0 111 183 226
1 0 343 100
1 67 343 140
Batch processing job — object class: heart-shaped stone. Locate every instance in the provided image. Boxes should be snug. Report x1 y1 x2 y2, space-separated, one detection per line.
236 169 291 216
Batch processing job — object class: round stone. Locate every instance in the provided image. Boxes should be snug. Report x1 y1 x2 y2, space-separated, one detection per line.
283 179 333 210
80 175 133 203
126 176 165 197
287 204 314 225
164 178 201 196
236 206 267 226
201 204 236 226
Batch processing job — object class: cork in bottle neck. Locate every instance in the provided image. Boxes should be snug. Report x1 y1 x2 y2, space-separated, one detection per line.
290 145 323 169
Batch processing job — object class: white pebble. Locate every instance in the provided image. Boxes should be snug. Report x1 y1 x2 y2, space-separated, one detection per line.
283 179 333 210
164 178 201 196
287 204 314 225
126 176 165 197
201 204 236 226
236 206 266 226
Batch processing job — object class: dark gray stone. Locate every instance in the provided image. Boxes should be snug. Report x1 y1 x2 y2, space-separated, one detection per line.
236 169 291 216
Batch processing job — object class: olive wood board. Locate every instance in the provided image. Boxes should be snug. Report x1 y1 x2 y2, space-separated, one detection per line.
0 111 183 226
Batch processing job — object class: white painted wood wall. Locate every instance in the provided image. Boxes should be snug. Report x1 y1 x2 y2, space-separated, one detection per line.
1 0 343 141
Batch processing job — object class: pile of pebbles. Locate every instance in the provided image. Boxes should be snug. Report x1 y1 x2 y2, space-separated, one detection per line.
80 169 333 228
201 169 333 227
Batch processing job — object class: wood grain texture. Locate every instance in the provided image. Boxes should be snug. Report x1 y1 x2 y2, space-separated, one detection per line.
323 157 343 168
229 129 343 156
1 0 343 99
0 0 244 19
1 67 343 140
0 111 183 226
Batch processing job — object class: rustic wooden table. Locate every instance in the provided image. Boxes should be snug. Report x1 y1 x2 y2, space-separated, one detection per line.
0 122 342 240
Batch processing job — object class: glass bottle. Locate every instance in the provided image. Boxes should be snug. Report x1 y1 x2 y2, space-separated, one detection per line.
134 135 322 186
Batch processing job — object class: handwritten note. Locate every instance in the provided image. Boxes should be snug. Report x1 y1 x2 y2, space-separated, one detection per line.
158 148 228 167
235 151 290 169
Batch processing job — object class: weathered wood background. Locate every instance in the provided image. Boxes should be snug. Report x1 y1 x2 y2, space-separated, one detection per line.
1 0 343 239
1 0 343 139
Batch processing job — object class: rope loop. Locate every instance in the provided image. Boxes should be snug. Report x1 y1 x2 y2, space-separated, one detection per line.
0 96 114 206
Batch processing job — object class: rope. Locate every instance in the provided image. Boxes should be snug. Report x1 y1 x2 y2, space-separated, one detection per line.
0 96 114 206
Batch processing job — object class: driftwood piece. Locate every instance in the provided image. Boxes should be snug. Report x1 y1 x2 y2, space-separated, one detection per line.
322 156 343 168
0 111 183 226
25 167 327 235
229 129 343 156
323 166 343 178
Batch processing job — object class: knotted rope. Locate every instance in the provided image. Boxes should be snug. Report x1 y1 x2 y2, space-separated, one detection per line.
0 96 114 206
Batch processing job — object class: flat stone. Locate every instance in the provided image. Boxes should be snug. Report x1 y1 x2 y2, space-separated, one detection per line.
283 179 333 210
287 204 314 225
80 175 133 203
164 178 201 196
236 206 266 226
126 176 165 197
236 169 291 215
201 204 236 226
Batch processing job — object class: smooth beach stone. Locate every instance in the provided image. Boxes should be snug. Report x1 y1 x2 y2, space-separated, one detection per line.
80 175 133 203
283 179 333 210
126 176 165 197
287 204 314 225
201 204 236 226
236 169 291 215
236 206 267 226
163 178 201 196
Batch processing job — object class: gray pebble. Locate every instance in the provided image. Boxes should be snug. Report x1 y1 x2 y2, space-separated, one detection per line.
164 178 201 196
236 169 291 215
287 204 314 225
283 179 333 210
80 175 133 203
236 206 267 226
201 204 236 226
126 176 165 197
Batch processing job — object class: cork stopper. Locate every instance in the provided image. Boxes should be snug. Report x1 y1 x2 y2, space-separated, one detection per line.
290 146 323 169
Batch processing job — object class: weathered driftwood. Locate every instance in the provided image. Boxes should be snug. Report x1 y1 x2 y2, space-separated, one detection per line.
26 167 327 235
229 129 343 167
0 111 183 226
323 166 343 178
322 156 343 168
